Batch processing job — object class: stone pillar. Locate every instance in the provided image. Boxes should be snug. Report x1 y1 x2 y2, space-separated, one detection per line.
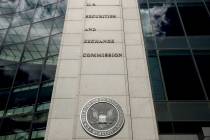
45 0 159 139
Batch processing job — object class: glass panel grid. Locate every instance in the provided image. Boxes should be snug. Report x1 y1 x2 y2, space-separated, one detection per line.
0 0 67 139
138 0 210 135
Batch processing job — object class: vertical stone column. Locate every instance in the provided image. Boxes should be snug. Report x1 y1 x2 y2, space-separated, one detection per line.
122 0 159 139
45 0 159 139
72 0 133 139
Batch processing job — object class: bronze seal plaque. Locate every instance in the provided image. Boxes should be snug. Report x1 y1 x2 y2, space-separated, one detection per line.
80 97 125 138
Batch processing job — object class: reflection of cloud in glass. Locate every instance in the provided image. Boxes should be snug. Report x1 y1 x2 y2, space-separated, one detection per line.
140 9 153 36
140 4 170 36
0 0 64 62
17 0 37 11
0 0 19 14
150 4 170 36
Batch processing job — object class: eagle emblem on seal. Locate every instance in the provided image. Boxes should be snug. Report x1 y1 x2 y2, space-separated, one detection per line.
80 97 125 138
91 108 114 125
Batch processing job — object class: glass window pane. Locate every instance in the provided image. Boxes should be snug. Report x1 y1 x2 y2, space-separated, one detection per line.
188 36 210 49
147 51 166 100
0 115 32 135
158 122 173 134
38 0 57 6
0 43 24 62
33 112 48 127
139 2 157 49
31 130 45 139
14 60 43 86
55 0 67 17
0 29 7 44
51 17 65 35
0 90 9 112
8 84 38 108
5 134 16 140
29 20 53 40
6 105 33 116
15 132 29 140
194 51 210 99
159 51 206 100
173 122 199 134
0 14 13 29
0 64 17 89
47 34 62 56
11 9 34 27
0 0 19 14
37 102 50 111
17 0 38 12
139 1 153 36
177 2 210 35
37 82 53 104
148 2 188 48
23 37 49 61
156 36 189 49
42 56 58 81
4 25 30 45
33 4 57 22
205 1 210 14
149 2 185 36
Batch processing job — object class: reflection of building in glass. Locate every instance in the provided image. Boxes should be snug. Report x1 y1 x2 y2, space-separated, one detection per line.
139 0 210 139
0 0 67 139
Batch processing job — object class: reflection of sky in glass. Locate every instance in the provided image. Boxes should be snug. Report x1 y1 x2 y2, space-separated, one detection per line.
0 0 19 14
141 4 170 37
0 0 66 62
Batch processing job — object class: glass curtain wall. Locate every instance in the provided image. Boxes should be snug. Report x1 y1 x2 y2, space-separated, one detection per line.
138 0 210 137
0 0 67 139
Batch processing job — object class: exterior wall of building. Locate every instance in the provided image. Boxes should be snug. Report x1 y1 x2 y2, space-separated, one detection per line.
45 0 159 139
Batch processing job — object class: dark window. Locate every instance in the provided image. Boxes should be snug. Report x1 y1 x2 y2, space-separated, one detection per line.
205 1 210 14
177 2 210 35
37 82 53 104
173 122 209 134
0 64 17 89
8 84 38 109
158 122 173 134
0 114 32 136
0 90 9 112
15 60 43 86
159 51 205 100
158 121 210 134
194 51 210 99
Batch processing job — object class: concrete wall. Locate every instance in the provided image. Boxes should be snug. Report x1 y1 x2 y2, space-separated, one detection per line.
45 0 159 139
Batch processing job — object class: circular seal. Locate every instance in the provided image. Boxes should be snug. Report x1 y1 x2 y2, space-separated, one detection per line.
80 97 125 138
